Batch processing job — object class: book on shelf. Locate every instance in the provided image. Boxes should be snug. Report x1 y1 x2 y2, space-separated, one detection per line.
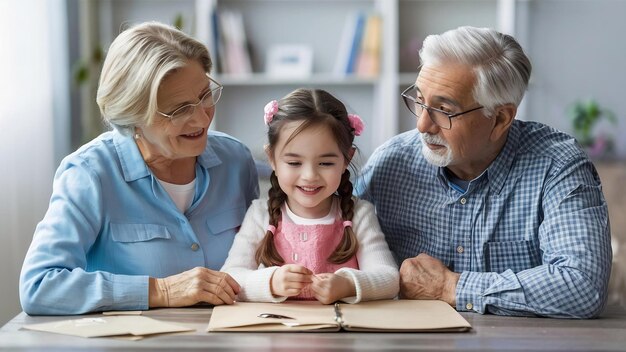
355 13 382 77
215 10 252 75
195 0 221 73
333 12 382 78
207 299 471 332
210 8 222 73
333 11 366 77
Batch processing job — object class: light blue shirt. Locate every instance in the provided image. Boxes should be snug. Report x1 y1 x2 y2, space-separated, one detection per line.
355 120 612 318
20 130 259 315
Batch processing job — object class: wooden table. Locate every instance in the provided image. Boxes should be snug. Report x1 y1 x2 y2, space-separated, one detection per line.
1 305 626 351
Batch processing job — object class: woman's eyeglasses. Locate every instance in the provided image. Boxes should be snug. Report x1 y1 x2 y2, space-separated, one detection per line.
157 74 223 126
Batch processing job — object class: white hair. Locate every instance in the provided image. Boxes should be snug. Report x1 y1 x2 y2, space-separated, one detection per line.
419 26 531 115
96 22 212 135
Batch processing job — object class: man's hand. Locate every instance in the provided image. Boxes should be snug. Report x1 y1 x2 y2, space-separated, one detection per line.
310 273 356 304
149 267 240 307
399 253 460 306
270 264 313 297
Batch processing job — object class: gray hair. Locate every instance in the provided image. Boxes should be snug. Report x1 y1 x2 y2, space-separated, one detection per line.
419 26 531 115
96 22 212 135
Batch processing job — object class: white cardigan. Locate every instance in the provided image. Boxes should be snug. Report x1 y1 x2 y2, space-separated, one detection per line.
221 198 399 303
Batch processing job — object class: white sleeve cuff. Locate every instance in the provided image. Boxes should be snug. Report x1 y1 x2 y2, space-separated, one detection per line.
335 268 361 304
238 266 288 303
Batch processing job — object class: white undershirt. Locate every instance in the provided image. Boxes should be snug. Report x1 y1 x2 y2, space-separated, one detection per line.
157 178 196 213
283 200 337 225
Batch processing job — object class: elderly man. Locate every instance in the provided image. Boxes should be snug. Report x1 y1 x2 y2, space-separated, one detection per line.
355 26 611 318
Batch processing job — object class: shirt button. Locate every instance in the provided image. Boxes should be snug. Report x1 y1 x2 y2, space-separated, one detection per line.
460 198 467 205
456 245 464 254
299 232 308 242
190 243 199 251
466 303 473 310
292 253 299 261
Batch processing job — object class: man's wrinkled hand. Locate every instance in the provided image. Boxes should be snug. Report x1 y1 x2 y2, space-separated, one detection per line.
399 253 460 306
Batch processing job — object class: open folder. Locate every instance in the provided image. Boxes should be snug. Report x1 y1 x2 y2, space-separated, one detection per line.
207 299 471 332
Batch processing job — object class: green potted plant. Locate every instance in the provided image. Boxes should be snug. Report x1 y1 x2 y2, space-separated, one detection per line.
567 99 617 158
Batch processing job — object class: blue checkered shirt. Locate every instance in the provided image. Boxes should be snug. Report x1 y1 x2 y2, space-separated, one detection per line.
355 120 611 318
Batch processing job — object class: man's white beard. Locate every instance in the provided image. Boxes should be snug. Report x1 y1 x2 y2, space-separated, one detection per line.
420 133 453 167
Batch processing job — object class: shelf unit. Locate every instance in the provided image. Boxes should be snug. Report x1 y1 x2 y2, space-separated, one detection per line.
83 0 514 161
196 0 399 163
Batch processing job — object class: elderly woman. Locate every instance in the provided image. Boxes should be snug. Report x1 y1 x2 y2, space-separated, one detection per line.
19 22 259 315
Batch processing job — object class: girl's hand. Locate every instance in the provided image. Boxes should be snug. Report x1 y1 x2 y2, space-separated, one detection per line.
270 264 313 297
149 267 241 307
310 273 356 304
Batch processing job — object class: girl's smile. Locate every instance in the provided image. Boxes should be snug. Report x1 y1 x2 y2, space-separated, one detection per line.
297 185 323 195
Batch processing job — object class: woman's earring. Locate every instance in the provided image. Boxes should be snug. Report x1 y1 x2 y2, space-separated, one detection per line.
134 133 141 140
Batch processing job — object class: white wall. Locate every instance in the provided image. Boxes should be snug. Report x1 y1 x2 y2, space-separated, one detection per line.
0 0 65 325
518 0 626 156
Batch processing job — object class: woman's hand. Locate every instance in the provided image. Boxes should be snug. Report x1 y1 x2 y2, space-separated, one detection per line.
149 267 241 307
270 264 313 297
310 273 356 304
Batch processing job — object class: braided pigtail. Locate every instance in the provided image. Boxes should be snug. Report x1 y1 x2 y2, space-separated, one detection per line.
328 169 359 264
255 171 286 266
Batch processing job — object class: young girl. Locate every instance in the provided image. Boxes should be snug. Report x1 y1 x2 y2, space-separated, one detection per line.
221 88 399 304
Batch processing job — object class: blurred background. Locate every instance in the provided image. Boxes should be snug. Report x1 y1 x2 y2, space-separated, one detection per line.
1 0 625 324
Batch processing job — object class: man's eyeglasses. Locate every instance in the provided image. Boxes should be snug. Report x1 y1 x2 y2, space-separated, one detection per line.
401 84 483 130
157 74 223 126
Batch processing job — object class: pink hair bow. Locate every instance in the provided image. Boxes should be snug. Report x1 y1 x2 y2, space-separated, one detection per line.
264 100 279 125
347 114 364 136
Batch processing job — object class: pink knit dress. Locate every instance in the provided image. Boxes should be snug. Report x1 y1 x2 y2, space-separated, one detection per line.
273 211 358 300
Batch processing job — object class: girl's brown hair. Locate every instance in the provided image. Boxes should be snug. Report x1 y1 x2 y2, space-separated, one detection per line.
255 88 359 267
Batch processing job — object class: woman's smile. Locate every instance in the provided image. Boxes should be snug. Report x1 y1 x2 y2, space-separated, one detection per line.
181 128 205 139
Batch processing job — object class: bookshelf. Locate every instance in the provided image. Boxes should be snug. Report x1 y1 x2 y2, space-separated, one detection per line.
83 0 514 162
201 0 395 163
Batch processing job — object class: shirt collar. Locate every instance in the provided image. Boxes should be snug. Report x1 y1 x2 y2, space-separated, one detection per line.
485 119 520 195
113 131 150 182
437 165 487 196
433 120 520 195
113 130 223 182
196 138 223 170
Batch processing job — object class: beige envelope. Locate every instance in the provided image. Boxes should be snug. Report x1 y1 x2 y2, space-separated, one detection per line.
22 315 194 338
